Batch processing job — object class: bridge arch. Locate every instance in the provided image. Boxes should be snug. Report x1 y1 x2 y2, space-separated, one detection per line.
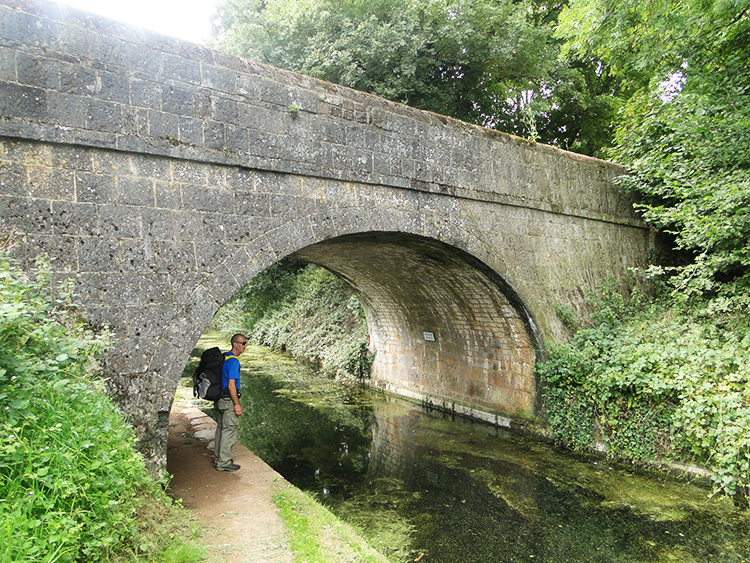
292 232 543 421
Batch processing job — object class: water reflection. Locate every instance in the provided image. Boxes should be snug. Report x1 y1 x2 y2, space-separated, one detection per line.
237 349 750 563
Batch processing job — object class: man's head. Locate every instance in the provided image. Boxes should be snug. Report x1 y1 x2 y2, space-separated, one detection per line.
230 334 248 355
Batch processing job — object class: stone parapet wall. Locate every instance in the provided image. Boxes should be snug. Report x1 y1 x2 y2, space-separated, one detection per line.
1 0 637 227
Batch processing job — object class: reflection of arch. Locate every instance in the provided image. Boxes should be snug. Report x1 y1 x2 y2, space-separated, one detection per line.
291 232 543 421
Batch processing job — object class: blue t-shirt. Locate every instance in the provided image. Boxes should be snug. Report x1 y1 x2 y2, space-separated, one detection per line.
222 352 240 392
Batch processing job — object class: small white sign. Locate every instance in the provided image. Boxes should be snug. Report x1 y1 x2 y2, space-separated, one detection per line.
423 331 436 342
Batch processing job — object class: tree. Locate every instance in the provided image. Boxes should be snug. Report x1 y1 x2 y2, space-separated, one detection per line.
213 0 621 155
558 0 750 311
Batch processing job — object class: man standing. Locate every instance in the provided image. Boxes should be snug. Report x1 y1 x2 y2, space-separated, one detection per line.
214 334 247 472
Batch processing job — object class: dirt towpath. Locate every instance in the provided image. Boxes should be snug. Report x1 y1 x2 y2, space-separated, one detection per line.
167 394 294 563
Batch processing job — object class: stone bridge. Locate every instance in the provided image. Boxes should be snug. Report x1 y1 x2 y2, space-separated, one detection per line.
0 0 651 473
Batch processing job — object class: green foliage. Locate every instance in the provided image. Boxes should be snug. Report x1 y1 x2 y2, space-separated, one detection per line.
211 258 305 331
547 2 750 500
0 253 201 562
540 281 750 500
559 0 750 311
213 259 372 379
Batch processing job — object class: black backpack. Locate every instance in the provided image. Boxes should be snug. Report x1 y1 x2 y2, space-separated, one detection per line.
193 347 238 401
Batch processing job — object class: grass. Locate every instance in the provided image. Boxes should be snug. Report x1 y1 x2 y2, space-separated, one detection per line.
109 497 204 563
272 487 391 563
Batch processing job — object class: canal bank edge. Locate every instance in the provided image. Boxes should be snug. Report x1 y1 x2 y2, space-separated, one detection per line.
375 383 716 488
167 386 392 563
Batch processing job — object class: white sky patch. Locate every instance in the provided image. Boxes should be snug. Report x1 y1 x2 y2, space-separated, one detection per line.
56 0 223 44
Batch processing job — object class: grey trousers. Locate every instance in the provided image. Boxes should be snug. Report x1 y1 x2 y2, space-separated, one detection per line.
213 397 239 467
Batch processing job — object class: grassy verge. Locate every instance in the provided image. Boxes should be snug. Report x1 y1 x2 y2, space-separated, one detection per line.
272 487 391 563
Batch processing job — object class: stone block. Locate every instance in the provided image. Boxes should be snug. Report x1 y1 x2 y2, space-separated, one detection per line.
141 207 174 241
0 46 16 82
148 109 179 140
203 120 225 150
180 183 232 213
154 240 196 274
154 180 181 209
0 195 53 234
115 176 154 206
0 81 48 120
75 170 116 204
241 234 279 275
98 204 143 238
119 105 142 136
100 271 142 306
172 160 205 184
266 217 316 259
58 63 97 96
200 263 241 306
119 239 158 272
85 99 123 133
98 69 131 104
0 160 28 196
47 91 86 129
178 116 203 145
76 236 121 272
160 305 206 350
130 154 170 180
161 52 201 85
211 96 239 123
201 64 237 93
138 272 175 304
233 192 270 217
307 210 339 241
127 302 177 337
130 77 162 109
162 85 210 119
224 124 249 154
14 233 76 271
50 201 98 236
172 209 202 241
255 169 296 195
245 129 279 159
16 51 59 88
194 241 234 273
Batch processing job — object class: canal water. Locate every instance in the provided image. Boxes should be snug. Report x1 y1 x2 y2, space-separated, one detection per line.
236 345 750 562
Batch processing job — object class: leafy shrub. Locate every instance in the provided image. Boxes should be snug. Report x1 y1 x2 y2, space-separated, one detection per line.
0 252 196 562
213 260 372 379
540 279 750 500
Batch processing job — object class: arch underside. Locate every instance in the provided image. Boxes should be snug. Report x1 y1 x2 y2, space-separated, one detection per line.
293 232 540 420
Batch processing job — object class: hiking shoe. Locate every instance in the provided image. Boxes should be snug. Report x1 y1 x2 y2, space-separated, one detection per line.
216 463 241 472
213 459 233 469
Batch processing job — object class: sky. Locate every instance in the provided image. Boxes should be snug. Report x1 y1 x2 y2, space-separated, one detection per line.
56 0 223 44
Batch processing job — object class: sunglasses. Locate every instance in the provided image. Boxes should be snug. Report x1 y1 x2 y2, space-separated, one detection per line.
234 341 248 346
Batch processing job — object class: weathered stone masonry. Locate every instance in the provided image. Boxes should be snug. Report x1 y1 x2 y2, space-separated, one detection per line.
0 0 651 474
